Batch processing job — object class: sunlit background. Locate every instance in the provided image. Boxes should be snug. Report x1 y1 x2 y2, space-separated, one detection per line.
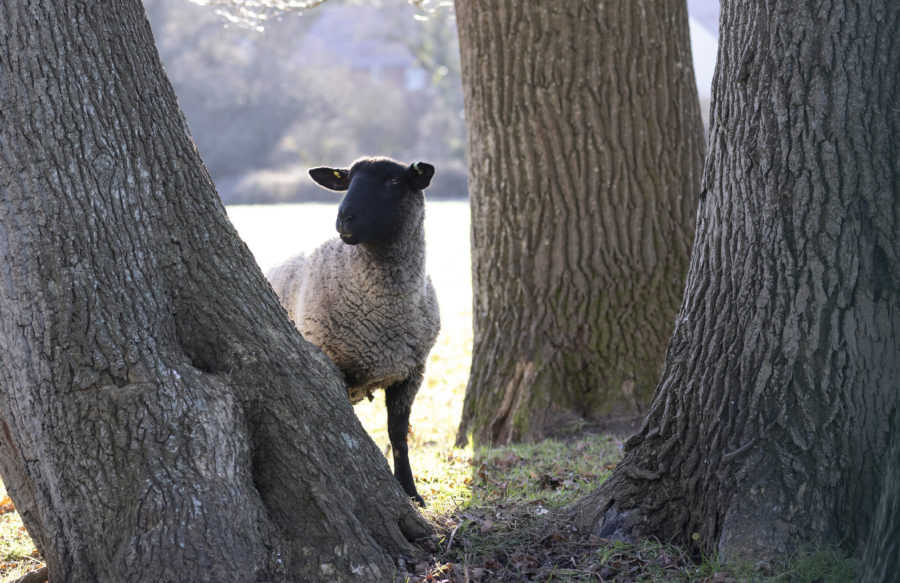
143 0 719 206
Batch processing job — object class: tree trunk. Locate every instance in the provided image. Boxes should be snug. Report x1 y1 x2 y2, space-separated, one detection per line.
0 2 431 581
568 0 900 561
455 0 705 446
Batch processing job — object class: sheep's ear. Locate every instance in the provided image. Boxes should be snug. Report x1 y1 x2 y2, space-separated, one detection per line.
309 167 351 191
406 162 434 191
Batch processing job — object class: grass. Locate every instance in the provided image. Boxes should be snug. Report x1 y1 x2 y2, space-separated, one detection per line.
0 203 859 582
0 487 43 582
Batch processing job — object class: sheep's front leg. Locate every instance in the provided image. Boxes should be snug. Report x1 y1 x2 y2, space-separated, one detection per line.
385 373 425 507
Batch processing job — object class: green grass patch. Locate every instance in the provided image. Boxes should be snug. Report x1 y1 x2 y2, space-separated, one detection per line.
769 549 859 583
0 484 42 583
408 437 858 583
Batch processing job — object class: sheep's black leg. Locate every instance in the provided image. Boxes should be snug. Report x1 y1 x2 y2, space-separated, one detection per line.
385 373 425 507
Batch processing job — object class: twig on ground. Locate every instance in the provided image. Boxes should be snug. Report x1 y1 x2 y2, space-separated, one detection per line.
446 519 466 552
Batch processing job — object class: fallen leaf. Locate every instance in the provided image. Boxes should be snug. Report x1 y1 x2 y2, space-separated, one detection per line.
537 473 563 489
542 532 567 545
511 553 540 570
477 463 489 484
493 452 523 470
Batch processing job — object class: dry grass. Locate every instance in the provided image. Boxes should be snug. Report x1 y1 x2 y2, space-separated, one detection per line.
0 485 43 582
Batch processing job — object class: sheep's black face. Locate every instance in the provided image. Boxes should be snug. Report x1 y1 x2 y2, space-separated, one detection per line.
309 158 434 246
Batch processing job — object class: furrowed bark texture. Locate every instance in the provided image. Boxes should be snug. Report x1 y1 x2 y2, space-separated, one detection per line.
0 2 431 581
568 0 900 560
455 0 705 445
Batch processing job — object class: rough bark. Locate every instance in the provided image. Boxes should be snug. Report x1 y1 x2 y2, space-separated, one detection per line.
455 0 705 446
568 0 900 561
0 2 432 581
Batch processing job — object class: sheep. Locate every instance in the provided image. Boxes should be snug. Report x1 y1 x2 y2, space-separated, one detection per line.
266 157 440 506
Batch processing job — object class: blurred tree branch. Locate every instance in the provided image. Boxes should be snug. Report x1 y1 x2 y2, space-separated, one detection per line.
187 0 451 29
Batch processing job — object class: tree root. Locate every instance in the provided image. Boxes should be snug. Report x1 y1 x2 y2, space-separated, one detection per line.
10 566 48 583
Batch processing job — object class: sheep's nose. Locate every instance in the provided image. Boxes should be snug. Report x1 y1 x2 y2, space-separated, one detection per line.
336 213 355 235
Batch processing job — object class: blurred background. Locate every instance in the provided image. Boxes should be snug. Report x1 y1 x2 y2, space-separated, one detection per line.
144 0 468 203
143 0 718 205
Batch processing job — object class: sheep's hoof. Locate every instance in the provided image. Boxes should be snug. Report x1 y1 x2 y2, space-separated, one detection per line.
412 493 426 507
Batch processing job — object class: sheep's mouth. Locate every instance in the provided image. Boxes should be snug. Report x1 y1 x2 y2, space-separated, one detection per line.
339 233 361 245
